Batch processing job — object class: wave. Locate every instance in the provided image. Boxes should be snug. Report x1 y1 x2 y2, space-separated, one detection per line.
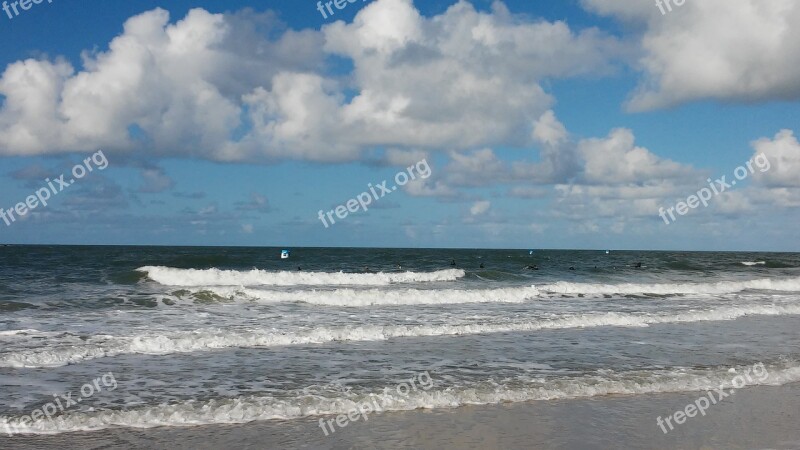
195 286 539 306
741 261 766 266
536 277 800 296
162 276 800 307
4 304 800 368
137 266 465 287
3 361 799 435
0 329 41 337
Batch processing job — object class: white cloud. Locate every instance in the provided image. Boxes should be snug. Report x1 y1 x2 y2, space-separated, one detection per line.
311 0 622 153
0 1 624 162
532 110 568 146
470 200 491 216
583 0 800 110
0 7 322 159
751 129 800 188
578 128 693 184
514 110 580 183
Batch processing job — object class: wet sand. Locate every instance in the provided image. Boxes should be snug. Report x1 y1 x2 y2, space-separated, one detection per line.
3 383 800 449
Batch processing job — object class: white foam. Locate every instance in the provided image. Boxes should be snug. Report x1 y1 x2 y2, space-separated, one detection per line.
741 261 766 266
137 266 465 287
3 304 800 368
537 277 800 296
3 362 799 435
201 286 539 306
0 329 40 336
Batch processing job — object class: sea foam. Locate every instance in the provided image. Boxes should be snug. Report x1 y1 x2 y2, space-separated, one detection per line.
137 266 465 287
3 361 799 435
3 304 800 368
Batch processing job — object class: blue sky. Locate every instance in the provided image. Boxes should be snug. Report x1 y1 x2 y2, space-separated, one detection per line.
0 0 798 250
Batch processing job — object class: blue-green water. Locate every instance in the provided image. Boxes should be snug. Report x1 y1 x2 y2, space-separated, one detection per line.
1 245 800 436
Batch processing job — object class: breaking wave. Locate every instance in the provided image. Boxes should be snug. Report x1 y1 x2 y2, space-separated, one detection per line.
196 285 540 306
3 361 799 435
536 277 800 296
137 266 465 287
4 304 800 368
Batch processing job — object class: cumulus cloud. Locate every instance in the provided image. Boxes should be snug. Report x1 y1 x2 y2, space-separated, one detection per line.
0 1 624 163
0 7 322 159
578 128 692 184
532 110 568 147
583 0 800 110
751 129 800 188
513 110 580 183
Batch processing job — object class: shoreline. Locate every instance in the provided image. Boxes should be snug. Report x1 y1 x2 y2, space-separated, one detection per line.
3 383 799 449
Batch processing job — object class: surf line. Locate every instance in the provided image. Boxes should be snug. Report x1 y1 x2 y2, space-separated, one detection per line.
318 371 434 436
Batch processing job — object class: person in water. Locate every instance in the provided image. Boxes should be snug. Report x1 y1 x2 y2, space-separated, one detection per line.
450 259 456 266
479 263 485 269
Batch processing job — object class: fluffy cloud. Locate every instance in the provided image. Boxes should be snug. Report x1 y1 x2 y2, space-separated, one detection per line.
0 1 623 162
583 0 800 110
578 128 692 184
0 8 322 159
751 129 800 188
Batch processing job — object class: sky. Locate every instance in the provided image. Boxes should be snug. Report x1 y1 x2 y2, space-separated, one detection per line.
0 0 798 250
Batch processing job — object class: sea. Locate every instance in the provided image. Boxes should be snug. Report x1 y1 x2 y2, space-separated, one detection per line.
1 246 799 445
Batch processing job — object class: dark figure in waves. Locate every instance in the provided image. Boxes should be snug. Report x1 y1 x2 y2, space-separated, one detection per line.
525 265 539 270
450 259 456 266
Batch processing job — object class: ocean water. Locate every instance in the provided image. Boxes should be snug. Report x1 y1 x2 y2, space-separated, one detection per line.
1 246 800 437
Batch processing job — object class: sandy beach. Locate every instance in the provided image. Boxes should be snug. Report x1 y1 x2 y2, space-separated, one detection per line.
3 383 799 449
